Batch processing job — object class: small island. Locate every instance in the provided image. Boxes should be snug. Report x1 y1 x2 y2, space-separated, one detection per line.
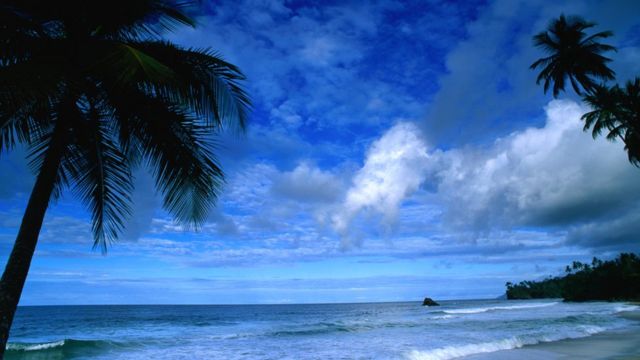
505 253 640 301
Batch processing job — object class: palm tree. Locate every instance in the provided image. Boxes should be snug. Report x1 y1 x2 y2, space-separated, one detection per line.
0 0 250 353
530 15 640 167
530 14 616 97
582 79 640 166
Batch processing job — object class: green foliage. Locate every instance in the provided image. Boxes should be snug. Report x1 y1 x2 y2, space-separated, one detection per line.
0 1 251 251
506 277 564 299
530 14 616 97
531 15 640 167
582 79 640 166
505 253 640 301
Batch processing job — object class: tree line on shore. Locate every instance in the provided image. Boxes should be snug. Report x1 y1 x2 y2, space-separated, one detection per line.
506 253 640 301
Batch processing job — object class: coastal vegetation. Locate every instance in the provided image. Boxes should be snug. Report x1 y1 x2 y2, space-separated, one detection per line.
505 253 640 301
530 15 640 166
0 0 249 354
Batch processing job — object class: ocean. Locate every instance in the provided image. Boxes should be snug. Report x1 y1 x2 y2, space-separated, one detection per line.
6 300 639 359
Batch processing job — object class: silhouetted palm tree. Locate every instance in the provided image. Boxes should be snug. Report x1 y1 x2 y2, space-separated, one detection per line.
582 79 640 166
0 0 250 353
530 15 640 167
530 14 616 97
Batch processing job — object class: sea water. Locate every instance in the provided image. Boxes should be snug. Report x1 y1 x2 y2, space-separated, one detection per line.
6 300 639 359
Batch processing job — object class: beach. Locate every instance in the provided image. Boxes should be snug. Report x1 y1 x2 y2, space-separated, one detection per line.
463 309 640 360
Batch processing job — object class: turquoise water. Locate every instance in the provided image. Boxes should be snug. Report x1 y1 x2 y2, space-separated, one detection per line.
6 300 639 359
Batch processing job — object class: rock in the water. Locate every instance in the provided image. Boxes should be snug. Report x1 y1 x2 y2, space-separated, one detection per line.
422 297 439 306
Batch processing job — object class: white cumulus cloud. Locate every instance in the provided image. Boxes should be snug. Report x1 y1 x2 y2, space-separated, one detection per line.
434 99 640 238
329 100 640 251
332 122 430 245
271 162 343 204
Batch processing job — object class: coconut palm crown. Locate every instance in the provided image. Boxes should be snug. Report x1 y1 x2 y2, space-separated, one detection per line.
530 14 640 168
0 0 250 353
530 14 616 97
582 79 640 166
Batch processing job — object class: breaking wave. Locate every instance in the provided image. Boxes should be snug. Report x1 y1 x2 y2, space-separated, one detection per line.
442 302 559 314
6 338 126 354
405 325 606 360
614 304 639 313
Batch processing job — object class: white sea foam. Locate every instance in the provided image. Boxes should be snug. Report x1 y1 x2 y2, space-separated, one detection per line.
614 304 640 313
430 315 456 320
406 337 527 360
405 325 607 360
7 340 65 351
443 302 558 314
209 333 254 340
578 325 605 336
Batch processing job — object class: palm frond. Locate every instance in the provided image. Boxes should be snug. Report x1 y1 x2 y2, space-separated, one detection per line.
581 84 622 139
605 123 625 141
625 129 640 167
1 0 196 39
85 0 197 39
1 0 250 253
529 55 554 70
88 41 176 86
531 14 616 97
581 31 614 44
62 100 133 252
25 100 75 201
108 90 224 227
0 57 65 152
95 41 250 131
532 33 554 50
0 4 47 40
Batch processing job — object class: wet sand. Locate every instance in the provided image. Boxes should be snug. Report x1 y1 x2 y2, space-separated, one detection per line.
464 310 640 360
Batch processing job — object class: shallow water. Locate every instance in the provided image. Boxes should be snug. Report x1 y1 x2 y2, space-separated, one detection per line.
7 300 639 359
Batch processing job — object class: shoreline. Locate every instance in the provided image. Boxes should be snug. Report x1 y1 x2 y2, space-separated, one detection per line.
463 309 640 360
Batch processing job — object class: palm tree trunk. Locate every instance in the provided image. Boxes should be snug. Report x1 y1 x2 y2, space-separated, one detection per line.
0 124 66 356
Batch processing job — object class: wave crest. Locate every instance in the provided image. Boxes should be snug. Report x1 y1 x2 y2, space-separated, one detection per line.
7 340 66 351
614 304 640 313
6 338 120 354
442 302 558 314
405 325 605 360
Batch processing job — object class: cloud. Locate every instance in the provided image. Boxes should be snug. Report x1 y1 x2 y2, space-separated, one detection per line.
332 122 430 245
39 216 93 245
305 98 638 253
423 0 545 146
25 99 636 264
269 100 304 128
197 161 342 241
167 0 481 140
566 210 640 251
300 35 363 68
201 99 639 254
19 105 625 270
205 208 240 236
271 162 343 204
431 100 640 246
423 0 640 147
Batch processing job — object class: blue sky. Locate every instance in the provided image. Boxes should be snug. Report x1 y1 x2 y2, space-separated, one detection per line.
2 0 640 305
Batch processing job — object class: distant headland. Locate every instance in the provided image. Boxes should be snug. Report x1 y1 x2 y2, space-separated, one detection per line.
505 253 640 301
